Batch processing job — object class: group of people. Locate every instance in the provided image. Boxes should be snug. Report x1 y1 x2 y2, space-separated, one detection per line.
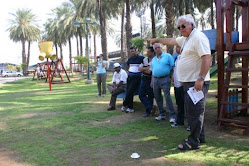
96 14 212 151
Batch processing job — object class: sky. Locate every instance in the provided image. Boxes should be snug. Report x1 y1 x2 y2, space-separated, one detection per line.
0 0 144 67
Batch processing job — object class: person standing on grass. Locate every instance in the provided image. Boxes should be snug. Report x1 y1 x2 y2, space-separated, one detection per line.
151 43 176 123
150 14 211 150
107 63 128 111
138 46 155 117
96 54 107 97
121 47 144 113
171 46 185 127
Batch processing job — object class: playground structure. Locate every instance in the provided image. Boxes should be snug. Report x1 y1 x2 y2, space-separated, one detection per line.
38 41 71 90
216 0 249 135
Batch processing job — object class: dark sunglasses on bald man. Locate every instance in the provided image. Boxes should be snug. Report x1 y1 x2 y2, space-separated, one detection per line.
177 24 186 30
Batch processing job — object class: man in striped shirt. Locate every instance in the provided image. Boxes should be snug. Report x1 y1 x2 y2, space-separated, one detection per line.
121 47 144 113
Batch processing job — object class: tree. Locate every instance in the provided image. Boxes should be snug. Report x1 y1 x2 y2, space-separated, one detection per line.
8 9 41 75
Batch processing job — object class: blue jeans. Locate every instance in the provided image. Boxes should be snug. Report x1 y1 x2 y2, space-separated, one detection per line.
139 77 154 114
153 76 175 118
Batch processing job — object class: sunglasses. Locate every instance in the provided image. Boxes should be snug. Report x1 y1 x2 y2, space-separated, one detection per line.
177 24 186 30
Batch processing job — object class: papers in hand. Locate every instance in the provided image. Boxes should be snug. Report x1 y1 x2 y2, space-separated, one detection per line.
187 87 204 105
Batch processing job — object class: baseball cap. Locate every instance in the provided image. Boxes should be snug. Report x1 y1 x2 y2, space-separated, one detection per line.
113 63 121 68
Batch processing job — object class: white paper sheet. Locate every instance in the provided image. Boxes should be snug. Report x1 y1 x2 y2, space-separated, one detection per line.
187 87 204 105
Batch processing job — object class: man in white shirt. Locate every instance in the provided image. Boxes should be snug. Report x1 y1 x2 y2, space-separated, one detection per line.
150 14 211 150
107 63 128 111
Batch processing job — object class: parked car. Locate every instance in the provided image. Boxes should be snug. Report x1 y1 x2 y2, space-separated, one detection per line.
2 71 23 77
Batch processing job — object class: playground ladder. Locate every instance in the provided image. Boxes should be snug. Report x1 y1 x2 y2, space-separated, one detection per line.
218 42 249 135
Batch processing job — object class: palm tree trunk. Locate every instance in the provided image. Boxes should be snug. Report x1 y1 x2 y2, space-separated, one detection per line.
27 41 31 72
150 0 156 38
59 43 63 60
121 7 125 63
97 0 108 60
79 28 83 56
21 38 27 75
210 0 215 29
179 0 183 15
94 34 97 62
68 38 72 72
165 0 174 54
76 35 79 56
125 0 132 58
55 43 58 56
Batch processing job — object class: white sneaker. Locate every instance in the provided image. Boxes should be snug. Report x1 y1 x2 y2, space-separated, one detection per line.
126 108 134 113
169 118 175 123
155 115 166 121
121 106 126 112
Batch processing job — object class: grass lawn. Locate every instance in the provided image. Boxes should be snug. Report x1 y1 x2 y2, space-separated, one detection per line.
0 74 248 166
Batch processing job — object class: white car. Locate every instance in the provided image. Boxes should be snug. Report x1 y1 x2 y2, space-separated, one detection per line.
2 71 23 77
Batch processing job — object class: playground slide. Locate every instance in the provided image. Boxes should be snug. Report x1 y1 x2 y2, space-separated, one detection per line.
210 56 229 77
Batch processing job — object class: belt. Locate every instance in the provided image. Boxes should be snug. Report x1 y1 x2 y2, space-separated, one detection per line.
142 75 152 79
153 75 169 79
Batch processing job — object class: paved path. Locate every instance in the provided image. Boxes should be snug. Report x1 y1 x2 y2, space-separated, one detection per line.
0 77 28 84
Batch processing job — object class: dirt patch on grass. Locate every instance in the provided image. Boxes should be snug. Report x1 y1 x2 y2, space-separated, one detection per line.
0 148 30 166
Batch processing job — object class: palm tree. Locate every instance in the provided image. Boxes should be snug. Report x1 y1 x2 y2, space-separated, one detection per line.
8 8 41 75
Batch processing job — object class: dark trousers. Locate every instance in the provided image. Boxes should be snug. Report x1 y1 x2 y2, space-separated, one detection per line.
183 81 209 148
174 86 185 125
123 75 141 109
108 84 127 108
96 73 106 95
139 77 154 114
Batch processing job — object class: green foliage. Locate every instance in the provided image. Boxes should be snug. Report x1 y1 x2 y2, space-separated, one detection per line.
7 64 16 71
16 65 21 72
131 37 145 53
74 56 88 66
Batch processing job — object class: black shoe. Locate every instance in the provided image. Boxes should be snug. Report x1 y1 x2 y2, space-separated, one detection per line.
107 107 116 111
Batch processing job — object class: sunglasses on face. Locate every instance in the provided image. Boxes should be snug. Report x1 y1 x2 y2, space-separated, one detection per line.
177 24 186 30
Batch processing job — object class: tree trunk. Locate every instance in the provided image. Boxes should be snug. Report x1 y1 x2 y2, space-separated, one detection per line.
125 0 132 58
76 35 79 56
21 38 27 75
55 43 58 56
59 43 63 60
165 0 174 54
211 0 215 29
179 0 183 15
79 28 83 56
150 0 156 38
27 41 31 73
94 34 97 63
97 0 108 60
121 7 125 63
69 38 72 72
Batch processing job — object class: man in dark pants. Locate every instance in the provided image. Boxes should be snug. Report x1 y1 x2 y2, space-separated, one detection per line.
138 47 155 117
150 14 211 150
171 46 185 127
121 47 144 113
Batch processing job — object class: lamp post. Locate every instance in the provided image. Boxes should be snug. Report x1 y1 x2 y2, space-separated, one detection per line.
74 18 99 84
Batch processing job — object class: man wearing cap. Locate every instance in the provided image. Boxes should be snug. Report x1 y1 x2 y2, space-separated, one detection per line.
107 63 128 111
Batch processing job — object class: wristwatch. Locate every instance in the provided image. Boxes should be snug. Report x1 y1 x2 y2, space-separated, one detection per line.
198 76 205 81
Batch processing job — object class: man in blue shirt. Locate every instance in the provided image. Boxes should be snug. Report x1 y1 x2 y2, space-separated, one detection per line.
151 43 176 123
121 47 144 113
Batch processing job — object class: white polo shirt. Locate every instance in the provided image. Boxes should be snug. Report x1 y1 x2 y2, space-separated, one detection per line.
112 69 128 84
176 29 211 82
